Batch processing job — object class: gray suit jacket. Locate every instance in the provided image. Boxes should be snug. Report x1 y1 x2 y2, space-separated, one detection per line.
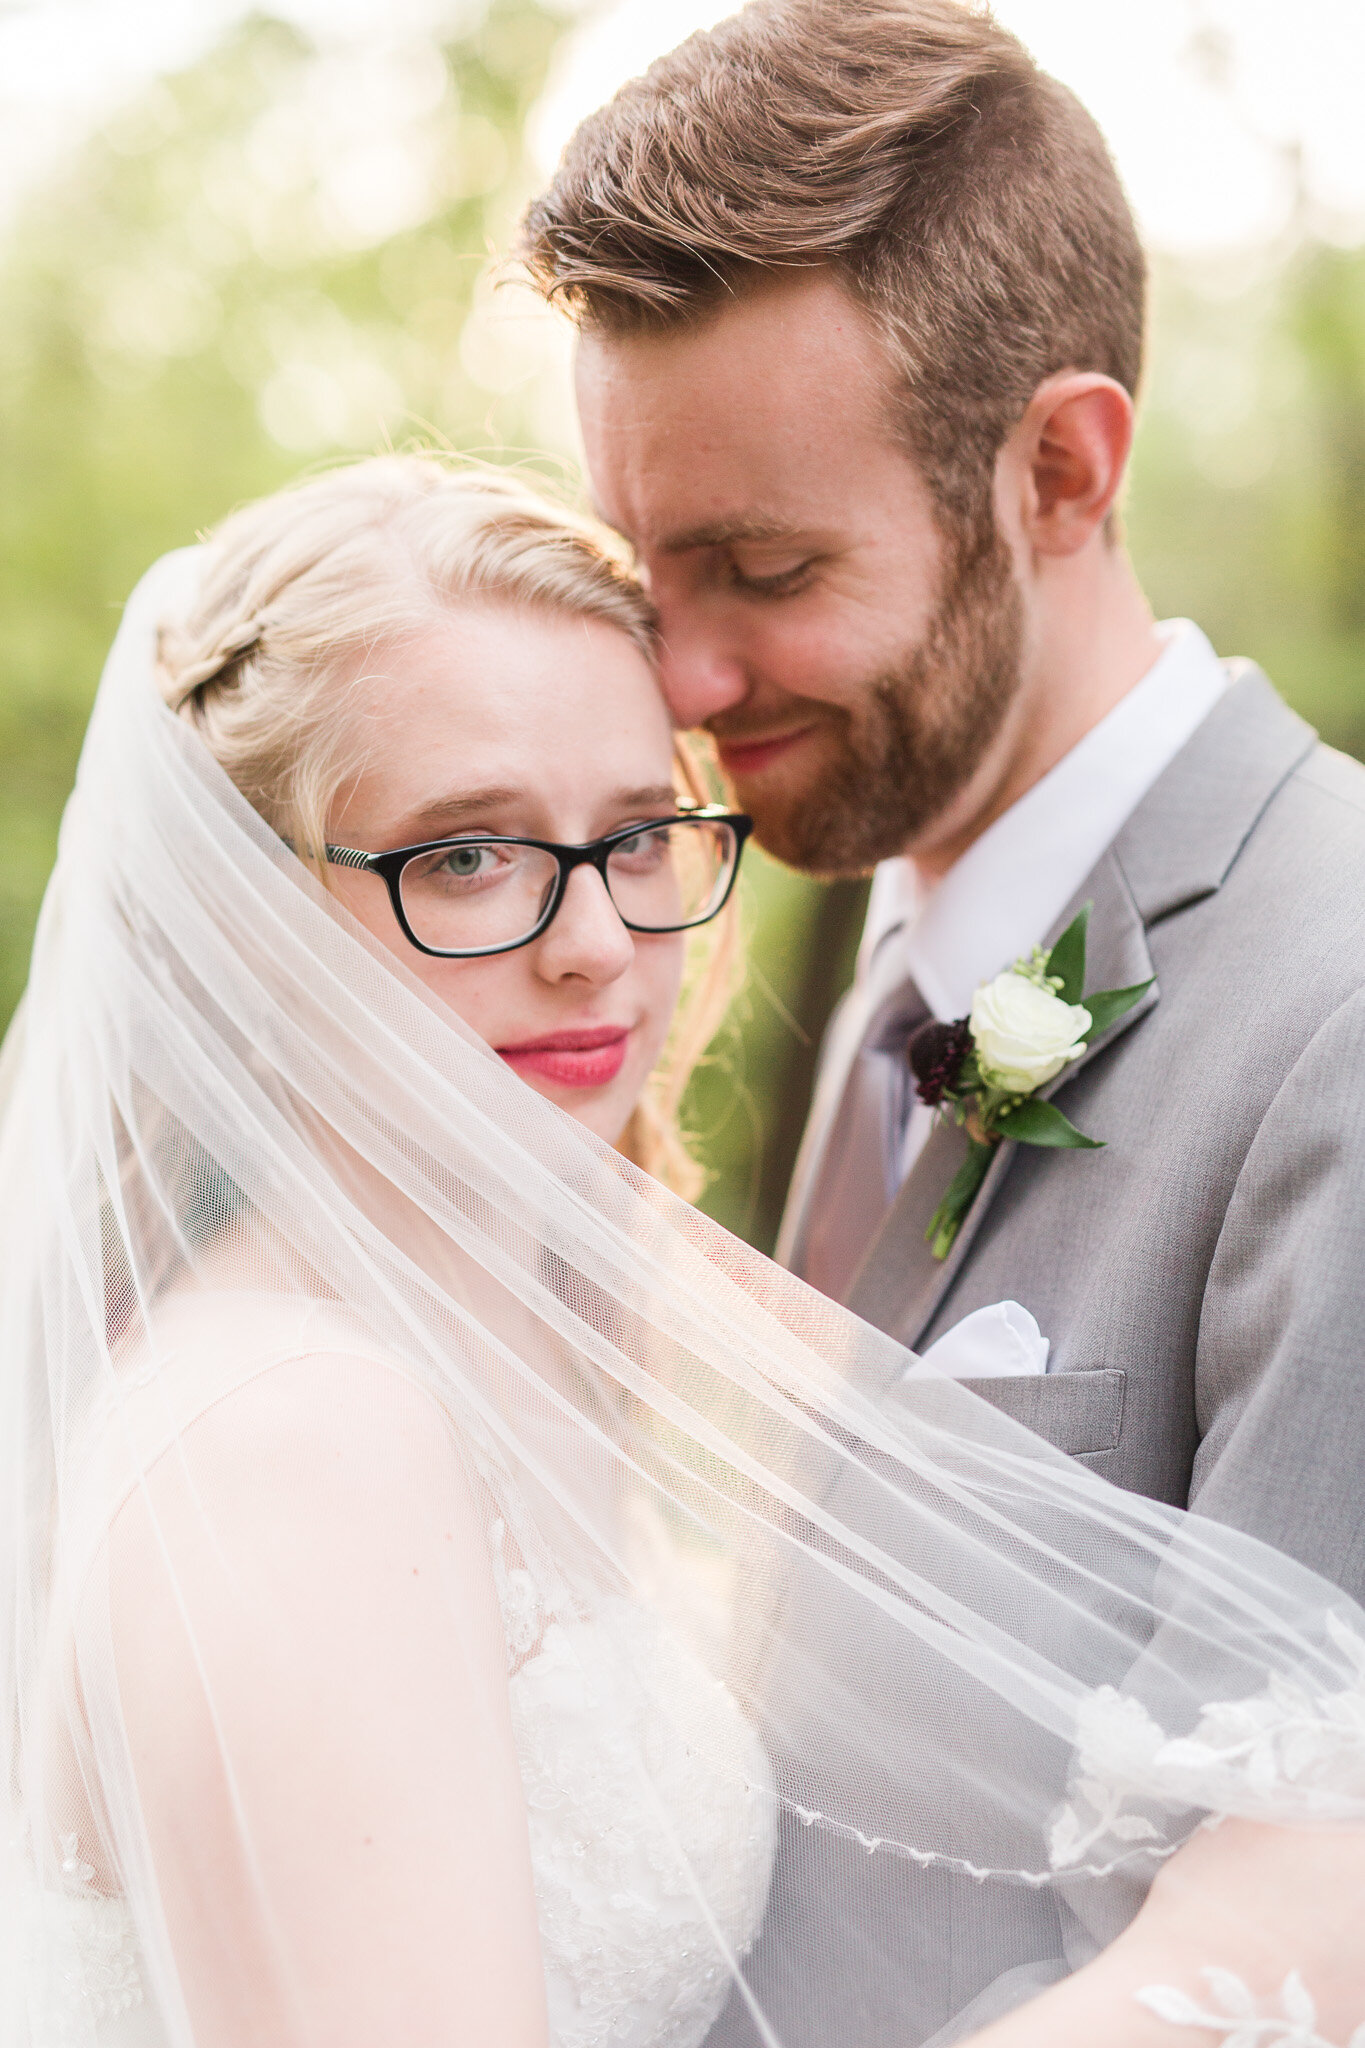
785 664 1365 1585
715 668 1365 2047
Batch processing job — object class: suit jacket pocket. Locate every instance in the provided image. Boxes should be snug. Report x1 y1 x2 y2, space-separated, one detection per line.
961 1368 1127 1456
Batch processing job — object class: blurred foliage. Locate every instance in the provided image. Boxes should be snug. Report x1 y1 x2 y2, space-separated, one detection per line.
0 0 568 1021
1 7 1363 1249
1127 241 1365 753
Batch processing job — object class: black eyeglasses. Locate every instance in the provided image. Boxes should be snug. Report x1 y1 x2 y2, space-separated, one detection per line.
325 806 752 960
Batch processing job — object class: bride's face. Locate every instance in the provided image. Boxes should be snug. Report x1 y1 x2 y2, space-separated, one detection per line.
325 601 686 1144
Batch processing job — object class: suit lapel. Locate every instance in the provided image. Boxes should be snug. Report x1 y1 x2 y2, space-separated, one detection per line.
844 849 1156 1380
843 1112 1004 1374
1112 663 1315 924
1046 849 1159 1090
841 668 1315 1382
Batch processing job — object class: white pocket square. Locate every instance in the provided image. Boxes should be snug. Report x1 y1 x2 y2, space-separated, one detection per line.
904 1300 1049 1382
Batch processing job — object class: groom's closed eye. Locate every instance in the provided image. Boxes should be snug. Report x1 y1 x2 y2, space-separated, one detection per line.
724 554 821 599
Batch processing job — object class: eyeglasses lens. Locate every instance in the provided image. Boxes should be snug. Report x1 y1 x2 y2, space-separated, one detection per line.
605 820 736 932
398 842 560 954
396 820 737 955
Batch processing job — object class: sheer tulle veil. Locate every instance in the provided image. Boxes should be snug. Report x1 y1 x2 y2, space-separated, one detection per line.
3 547 1365 2047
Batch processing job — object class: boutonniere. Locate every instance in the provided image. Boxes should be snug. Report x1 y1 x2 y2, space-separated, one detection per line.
908 903 1152 1261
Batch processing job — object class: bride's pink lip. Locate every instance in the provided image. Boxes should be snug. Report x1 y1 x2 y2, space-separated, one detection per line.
496 1026 632 1089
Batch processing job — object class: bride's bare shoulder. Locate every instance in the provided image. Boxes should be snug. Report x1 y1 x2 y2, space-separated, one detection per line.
100 1293 514 1837
100 1292 502 1689
108 1288 474 1524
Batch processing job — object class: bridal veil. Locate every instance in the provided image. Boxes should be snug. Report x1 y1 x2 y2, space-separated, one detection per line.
2 550 1364 2047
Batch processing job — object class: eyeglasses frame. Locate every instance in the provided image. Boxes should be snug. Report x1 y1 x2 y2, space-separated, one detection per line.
324 804 753 960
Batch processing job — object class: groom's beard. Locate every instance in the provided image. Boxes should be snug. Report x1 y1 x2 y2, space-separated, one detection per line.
718 523 1025 878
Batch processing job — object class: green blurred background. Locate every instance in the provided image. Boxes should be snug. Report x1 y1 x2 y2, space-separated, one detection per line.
2 0 1363 1250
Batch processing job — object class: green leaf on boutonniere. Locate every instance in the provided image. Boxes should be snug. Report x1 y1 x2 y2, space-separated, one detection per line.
926 1137 996 1261
995 1098 1103 1149
1080 979 1154 1042
1046 903 1090 1007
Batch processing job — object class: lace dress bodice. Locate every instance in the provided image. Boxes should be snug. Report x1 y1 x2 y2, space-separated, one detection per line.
496 1551 774 2048
18 1558 773 2048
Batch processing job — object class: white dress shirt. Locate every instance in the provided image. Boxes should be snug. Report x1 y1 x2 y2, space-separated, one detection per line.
850 620 1229 1187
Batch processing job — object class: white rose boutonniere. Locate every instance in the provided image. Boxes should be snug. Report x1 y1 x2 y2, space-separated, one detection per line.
908 904 1153 1260
969 973 1092 1095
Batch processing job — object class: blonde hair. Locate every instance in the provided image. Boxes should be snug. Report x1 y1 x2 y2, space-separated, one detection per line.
157 454 731 1198
522 0 1145 533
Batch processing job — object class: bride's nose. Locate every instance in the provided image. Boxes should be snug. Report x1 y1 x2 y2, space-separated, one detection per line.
533 864 635 986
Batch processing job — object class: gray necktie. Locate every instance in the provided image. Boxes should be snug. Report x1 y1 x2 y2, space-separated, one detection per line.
797 974 928 1305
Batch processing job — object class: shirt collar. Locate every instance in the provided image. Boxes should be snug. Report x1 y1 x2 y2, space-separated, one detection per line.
859 620 1229 1020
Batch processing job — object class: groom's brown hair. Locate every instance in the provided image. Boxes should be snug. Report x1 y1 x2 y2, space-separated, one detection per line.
521 0 1145 529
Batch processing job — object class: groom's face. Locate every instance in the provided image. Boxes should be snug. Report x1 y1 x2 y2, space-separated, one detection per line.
576 271 1023 876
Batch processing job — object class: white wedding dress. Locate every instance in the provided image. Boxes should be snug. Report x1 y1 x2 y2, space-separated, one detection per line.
18 1605 773 2048
15 1296 775 2048
17 1288 1363 2048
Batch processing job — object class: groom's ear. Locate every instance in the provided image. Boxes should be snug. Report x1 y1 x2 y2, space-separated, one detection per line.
998 370 1136 560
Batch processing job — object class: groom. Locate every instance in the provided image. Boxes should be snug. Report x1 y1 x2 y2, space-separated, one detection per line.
525 0 1365 2031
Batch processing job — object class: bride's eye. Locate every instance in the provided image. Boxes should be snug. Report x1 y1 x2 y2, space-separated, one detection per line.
610 826 670 871
416 842 510 891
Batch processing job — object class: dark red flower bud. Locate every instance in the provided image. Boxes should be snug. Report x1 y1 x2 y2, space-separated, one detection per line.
908 1016 974 1107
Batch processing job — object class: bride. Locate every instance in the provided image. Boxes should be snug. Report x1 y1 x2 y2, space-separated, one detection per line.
2 453 1364 2048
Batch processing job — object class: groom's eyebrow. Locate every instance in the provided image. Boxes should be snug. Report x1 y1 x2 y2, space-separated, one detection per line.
656 515 807 554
